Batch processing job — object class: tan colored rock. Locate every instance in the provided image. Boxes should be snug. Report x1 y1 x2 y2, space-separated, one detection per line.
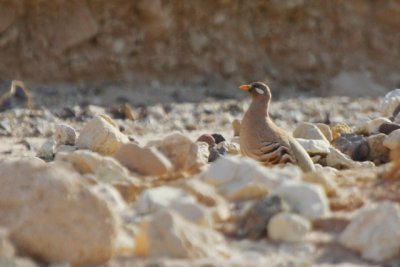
140 210 228 259
76 114 128 155
0 159 118 266
339 202 400 262
268 212 311 242
114 143 172 176
293 122 329 142
147 133 208 172
55 123 77 145
331 123 353 140
55 150 133 183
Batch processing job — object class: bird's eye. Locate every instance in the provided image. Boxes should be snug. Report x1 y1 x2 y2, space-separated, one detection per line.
255 87 264 95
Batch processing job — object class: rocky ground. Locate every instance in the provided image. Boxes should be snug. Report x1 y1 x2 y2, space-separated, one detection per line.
0 81 400 267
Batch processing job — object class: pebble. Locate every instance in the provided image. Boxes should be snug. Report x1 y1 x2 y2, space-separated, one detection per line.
331 123 353 140
339 202 400 262
114 143 173 176
366 133 390 163
211 133 226 144
238 195 290 239
271 180 329 220
332 134 369 161
315 123 333 142
302 171 337 196
293 122 329 142
267 212 311 242
55 123 77 145
0 159 118 266
76 114 129 155
136 186 212 226
326 147 374 169
197 134 216 146
357 117 391 135
379 122 400 135
37 139 57 160
137 210 228 259
296 138 330 154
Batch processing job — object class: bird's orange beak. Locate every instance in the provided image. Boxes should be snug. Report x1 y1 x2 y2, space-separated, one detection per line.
240 84 251 91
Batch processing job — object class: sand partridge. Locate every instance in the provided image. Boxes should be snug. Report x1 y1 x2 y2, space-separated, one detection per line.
239 82 315 172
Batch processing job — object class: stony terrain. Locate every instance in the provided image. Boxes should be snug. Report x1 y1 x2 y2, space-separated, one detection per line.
0 81 400 267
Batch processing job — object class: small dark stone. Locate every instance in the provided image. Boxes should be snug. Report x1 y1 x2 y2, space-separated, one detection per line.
208 147 221 162
379 122 400 135
237 195 290 240
332 134 369 161
197 134 216 146
211 133 226 144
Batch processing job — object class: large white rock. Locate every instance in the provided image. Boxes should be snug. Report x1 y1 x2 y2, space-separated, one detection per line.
339 202 400 262
296 138 330 154
114 143 172 176
139 210 228 259
55 150 133 183
76 114 128 155
147 133 208 173
0 159 118 266
271 180 329 220
202 156 301 201
383 129 400 150
268 212 311 242
136 186 212 226
293 122 329 142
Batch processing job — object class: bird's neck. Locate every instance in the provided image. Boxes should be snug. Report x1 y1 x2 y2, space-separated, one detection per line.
249 98 270 118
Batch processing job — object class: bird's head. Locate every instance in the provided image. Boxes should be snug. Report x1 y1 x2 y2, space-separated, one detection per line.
239 82 272 102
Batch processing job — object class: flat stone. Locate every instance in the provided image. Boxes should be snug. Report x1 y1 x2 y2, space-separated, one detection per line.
55 150 133 183
296 138 330 154
114 143 172 176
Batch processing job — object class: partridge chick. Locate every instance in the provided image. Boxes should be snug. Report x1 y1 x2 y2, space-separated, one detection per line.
239 82 315 172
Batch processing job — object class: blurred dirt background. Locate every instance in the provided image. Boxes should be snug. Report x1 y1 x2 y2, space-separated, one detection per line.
0 0 399 102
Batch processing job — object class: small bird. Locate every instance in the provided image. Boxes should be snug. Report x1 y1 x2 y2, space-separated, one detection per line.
239 82 315 172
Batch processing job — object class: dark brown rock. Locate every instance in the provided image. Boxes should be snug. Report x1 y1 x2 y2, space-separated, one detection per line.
332 134 369 161
197 134 216 147
379 122 400 135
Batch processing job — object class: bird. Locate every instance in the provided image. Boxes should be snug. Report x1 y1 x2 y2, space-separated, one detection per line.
239 82 315 172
